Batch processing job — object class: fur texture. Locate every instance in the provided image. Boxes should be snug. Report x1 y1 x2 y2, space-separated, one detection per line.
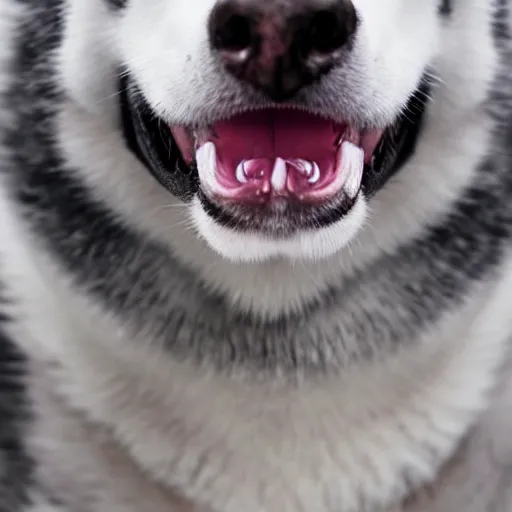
0 0 512 511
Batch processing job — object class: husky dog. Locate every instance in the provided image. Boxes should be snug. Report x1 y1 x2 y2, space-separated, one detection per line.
0 0 512 510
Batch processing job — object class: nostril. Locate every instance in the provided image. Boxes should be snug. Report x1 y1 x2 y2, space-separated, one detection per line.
211 11 254 54
308 10 348 54
296 2 357 64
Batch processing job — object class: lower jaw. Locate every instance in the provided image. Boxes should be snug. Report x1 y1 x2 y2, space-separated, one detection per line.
197 188 359 237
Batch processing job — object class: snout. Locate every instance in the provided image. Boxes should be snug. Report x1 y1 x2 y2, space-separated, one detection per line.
115 0 437 262
208 0 358 100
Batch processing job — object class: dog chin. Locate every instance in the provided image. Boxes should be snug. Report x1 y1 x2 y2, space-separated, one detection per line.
190 195 368 263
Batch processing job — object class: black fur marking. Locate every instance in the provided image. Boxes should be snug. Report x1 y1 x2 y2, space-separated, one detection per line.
439 0 452 16
0 312 33 512
2 0 512 376
493 0 510 41
105 0 127 9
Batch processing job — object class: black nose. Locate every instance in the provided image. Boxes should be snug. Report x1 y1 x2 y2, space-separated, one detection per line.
208 0 357 101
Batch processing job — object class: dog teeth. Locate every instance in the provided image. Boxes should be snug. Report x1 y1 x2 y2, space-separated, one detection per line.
235 160 269 183
340 141 365 198
297 159 313 176
236 160 248 183
271 157 287 192
195 141 221 194
285 159 321 185
196 141 217 179
308 162 321 184
286 158 314 176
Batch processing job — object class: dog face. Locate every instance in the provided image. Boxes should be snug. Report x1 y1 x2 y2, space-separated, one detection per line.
57 0 496 315
4 3 507 511
120 0 441 263
62 0 444 264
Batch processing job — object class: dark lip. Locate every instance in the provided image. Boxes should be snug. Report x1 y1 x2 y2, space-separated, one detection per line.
197 188 358 236
120 77 199 202
120 74 431 235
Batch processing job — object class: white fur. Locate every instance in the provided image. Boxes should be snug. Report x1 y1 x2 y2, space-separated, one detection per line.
189 195 368 262
59 0 120 125
110 0 438 126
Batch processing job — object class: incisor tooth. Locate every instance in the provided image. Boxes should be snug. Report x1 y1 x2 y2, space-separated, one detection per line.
308 162 321 184
236 160 248 183
271 157 287 192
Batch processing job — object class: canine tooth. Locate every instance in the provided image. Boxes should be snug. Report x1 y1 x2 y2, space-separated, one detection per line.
236 161 248 183
271 158 287 192
340 141 364 198
195 141 221 194
308 162 321 184
196 142 217 180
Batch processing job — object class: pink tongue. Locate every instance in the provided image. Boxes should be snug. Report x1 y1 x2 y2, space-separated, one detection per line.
211 109 342 167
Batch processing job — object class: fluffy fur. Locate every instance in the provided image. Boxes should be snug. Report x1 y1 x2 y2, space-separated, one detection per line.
0 0 512 511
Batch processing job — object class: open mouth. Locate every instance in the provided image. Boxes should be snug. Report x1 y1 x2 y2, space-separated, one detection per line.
172 110 382 204
121 76 430 236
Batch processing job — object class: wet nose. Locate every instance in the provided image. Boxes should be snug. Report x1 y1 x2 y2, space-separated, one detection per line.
208 0 357 100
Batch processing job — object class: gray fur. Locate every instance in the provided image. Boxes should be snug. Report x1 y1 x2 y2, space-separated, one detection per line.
0 325 33 512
